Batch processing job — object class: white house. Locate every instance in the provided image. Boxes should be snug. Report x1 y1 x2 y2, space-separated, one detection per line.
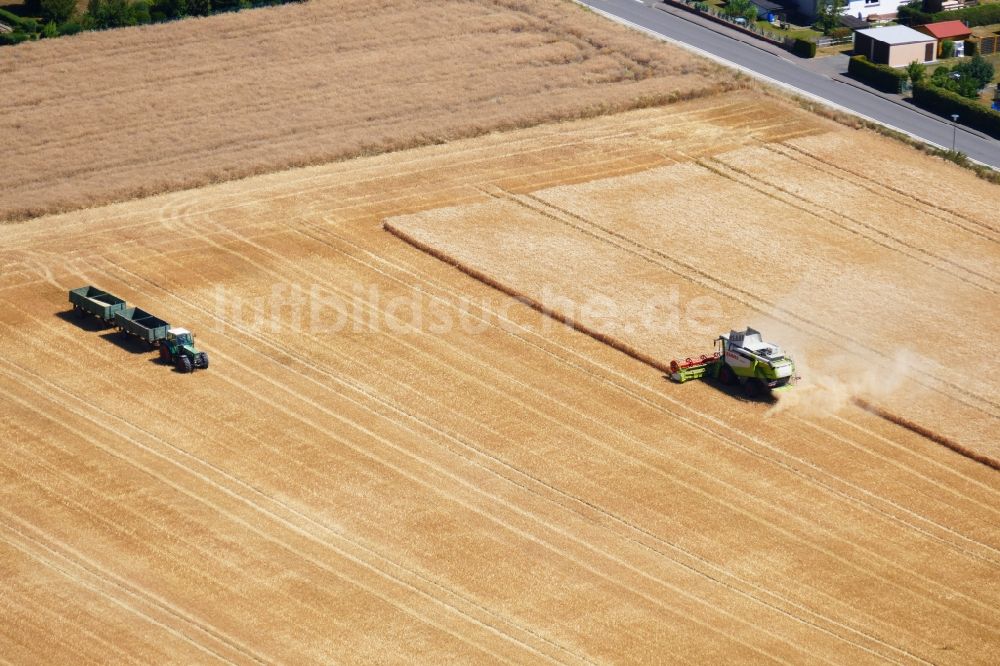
791 0 907 21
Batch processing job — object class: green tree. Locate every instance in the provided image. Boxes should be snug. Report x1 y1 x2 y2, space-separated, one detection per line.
940 39 955 59
186 0 209 16
815 0 844 35
906 60 925 86
88 0 137 28
954 54 995 89
151 0 186 19
722 0 758 26
39 0 77 23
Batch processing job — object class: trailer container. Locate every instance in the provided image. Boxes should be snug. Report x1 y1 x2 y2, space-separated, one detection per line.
113 307 171 345
68 286 126 322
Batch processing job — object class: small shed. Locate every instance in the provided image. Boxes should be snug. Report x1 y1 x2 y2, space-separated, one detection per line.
915 20 973 57
854 26 937 67
750 0 782 20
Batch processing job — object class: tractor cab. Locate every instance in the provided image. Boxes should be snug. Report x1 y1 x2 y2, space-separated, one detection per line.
166 328 194 347
159 327 209 373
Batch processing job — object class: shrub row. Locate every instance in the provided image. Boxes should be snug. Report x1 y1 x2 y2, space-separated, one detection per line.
791 38 816 58
912 80 1000 139
900 1 1000 27
0 0 302 46
848 55 909 93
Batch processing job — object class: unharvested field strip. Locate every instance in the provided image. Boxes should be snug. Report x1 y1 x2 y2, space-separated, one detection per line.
775 141 1000 238
382 202 1000 548
702 155 998 292
510 189 1000 418
317 217 1000 506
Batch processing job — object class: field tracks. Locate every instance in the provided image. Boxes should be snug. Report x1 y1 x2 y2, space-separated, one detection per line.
0 317 574 665
82 217 956 660
700 155 999 293
769 142 1000 242
0 455 255 664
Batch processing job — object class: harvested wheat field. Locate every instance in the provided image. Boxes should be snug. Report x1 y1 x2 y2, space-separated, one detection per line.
2 92 999 663
0 0 731 223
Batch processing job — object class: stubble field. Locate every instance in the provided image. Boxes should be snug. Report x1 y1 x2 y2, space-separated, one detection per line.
2 93 999 663
0 0 729 223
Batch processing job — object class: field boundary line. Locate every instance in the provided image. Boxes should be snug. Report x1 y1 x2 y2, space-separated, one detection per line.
854 399 1000 472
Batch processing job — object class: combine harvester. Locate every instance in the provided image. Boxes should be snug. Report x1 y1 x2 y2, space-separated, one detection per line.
68 285 209 373
669 328 796 397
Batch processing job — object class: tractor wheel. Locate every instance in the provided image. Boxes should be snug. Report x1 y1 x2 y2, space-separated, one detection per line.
198 352 209 369
744 379 764 399
719 364 737 386
176 356 193 373
159 345 172 364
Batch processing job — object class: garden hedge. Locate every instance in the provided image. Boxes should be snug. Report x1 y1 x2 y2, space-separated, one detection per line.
791 38 816 58
848 55 909 94
912 80 1000 139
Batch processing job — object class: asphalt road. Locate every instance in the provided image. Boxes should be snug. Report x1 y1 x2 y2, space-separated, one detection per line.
579 0 1000 168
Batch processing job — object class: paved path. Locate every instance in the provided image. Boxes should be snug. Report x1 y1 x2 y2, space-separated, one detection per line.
579 0 1000 168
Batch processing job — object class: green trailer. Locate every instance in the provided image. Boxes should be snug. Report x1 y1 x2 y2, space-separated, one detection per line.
68 286 126 323
113 307 171 346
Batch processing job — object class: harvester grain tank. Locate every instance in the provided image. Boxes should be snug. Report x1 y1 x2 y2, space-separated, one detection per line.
670 327 796 397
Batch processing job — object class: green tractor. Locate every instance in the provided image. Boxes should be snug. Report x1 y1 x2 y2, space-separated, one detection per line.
669 328 797 397
158 327 209 373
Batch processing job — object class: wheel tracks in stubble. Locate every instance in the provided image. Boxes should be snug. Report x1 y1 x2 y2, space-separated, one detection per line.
0 485 247 665
95 209 992 660
92 225 832 664
0 425 332 645
0 355 543 666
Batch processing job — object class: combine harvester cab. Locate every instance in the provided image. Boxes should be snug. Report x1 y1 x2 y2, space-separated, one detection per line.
158 328 209 373
670 327 796 398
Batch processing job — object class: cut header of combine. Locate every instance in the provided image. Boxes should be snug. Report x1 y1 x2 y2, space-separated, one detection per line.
68 286 209 373
670 328 796 397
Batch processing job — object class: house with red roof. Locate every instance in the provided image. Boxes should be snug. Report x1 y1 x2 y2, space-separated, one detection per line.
915 20 973 57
